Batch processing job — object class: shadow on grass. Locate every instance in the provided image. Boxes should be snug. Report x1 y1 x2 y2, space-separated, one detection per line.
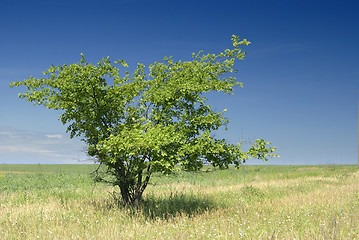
139 192 217 220
89 191 218 220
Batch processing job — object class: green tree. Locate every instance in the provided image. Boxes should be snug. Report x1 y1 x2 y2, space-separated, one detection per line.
10 36 277 206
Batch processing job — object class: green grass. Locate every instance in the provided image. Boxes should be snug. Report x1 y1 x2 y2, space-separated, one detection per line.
1 164 358 239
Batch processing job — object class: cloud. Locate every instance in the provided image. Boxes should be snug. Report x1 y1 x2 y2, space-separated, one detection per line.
45 134 63 139
0 131 17 138
0 126 86 163
0 145 63 157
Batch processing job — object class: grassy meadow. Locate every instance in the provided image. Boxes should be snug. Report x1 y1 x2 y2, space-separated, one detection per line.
0 164 358 239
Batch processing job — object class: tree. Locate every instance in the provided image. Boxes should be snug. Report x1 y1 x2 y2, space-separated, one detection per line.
10 35 277 206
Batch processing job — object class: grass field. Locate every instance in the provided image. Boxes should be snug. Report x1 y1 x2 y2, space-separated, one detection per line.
0 164 358 239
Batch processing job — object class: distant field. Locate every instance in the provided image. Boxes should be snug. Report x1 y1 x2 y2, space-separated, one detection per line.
1 164 358 239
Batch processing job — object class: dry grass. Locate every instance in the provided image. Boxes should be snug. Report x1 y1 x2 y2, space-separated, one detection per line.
0 165 358 239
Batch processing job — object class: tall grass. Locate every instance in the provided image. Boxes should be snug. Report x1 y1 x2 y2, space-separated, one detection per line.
1 164 358 239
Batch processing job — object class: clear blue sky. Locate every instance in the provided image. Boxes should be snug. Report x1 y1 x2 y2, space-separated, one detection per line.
1 0 358 165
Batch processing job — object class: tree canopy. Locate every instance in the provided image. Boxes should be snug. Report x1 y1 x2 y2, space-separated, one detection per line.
10 35 277 205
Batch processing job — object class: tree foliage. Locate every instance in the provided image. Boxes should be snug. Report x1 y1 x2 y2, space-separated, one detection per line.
10 35 277 206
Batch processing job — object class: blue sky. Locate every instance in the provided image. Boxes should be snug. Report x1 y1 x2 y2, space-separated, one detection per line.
0 0 358 165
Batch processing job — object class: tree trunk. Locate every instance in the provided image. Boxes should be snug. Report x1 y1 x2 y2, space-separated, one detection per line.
117 181 143 206
118 160 131 206
115 162 152 206
133 169 143 206
119 182 130 205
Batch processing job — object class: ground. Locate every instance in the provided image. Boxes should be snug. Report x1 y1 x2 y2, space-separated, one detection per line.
1 164 358 239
